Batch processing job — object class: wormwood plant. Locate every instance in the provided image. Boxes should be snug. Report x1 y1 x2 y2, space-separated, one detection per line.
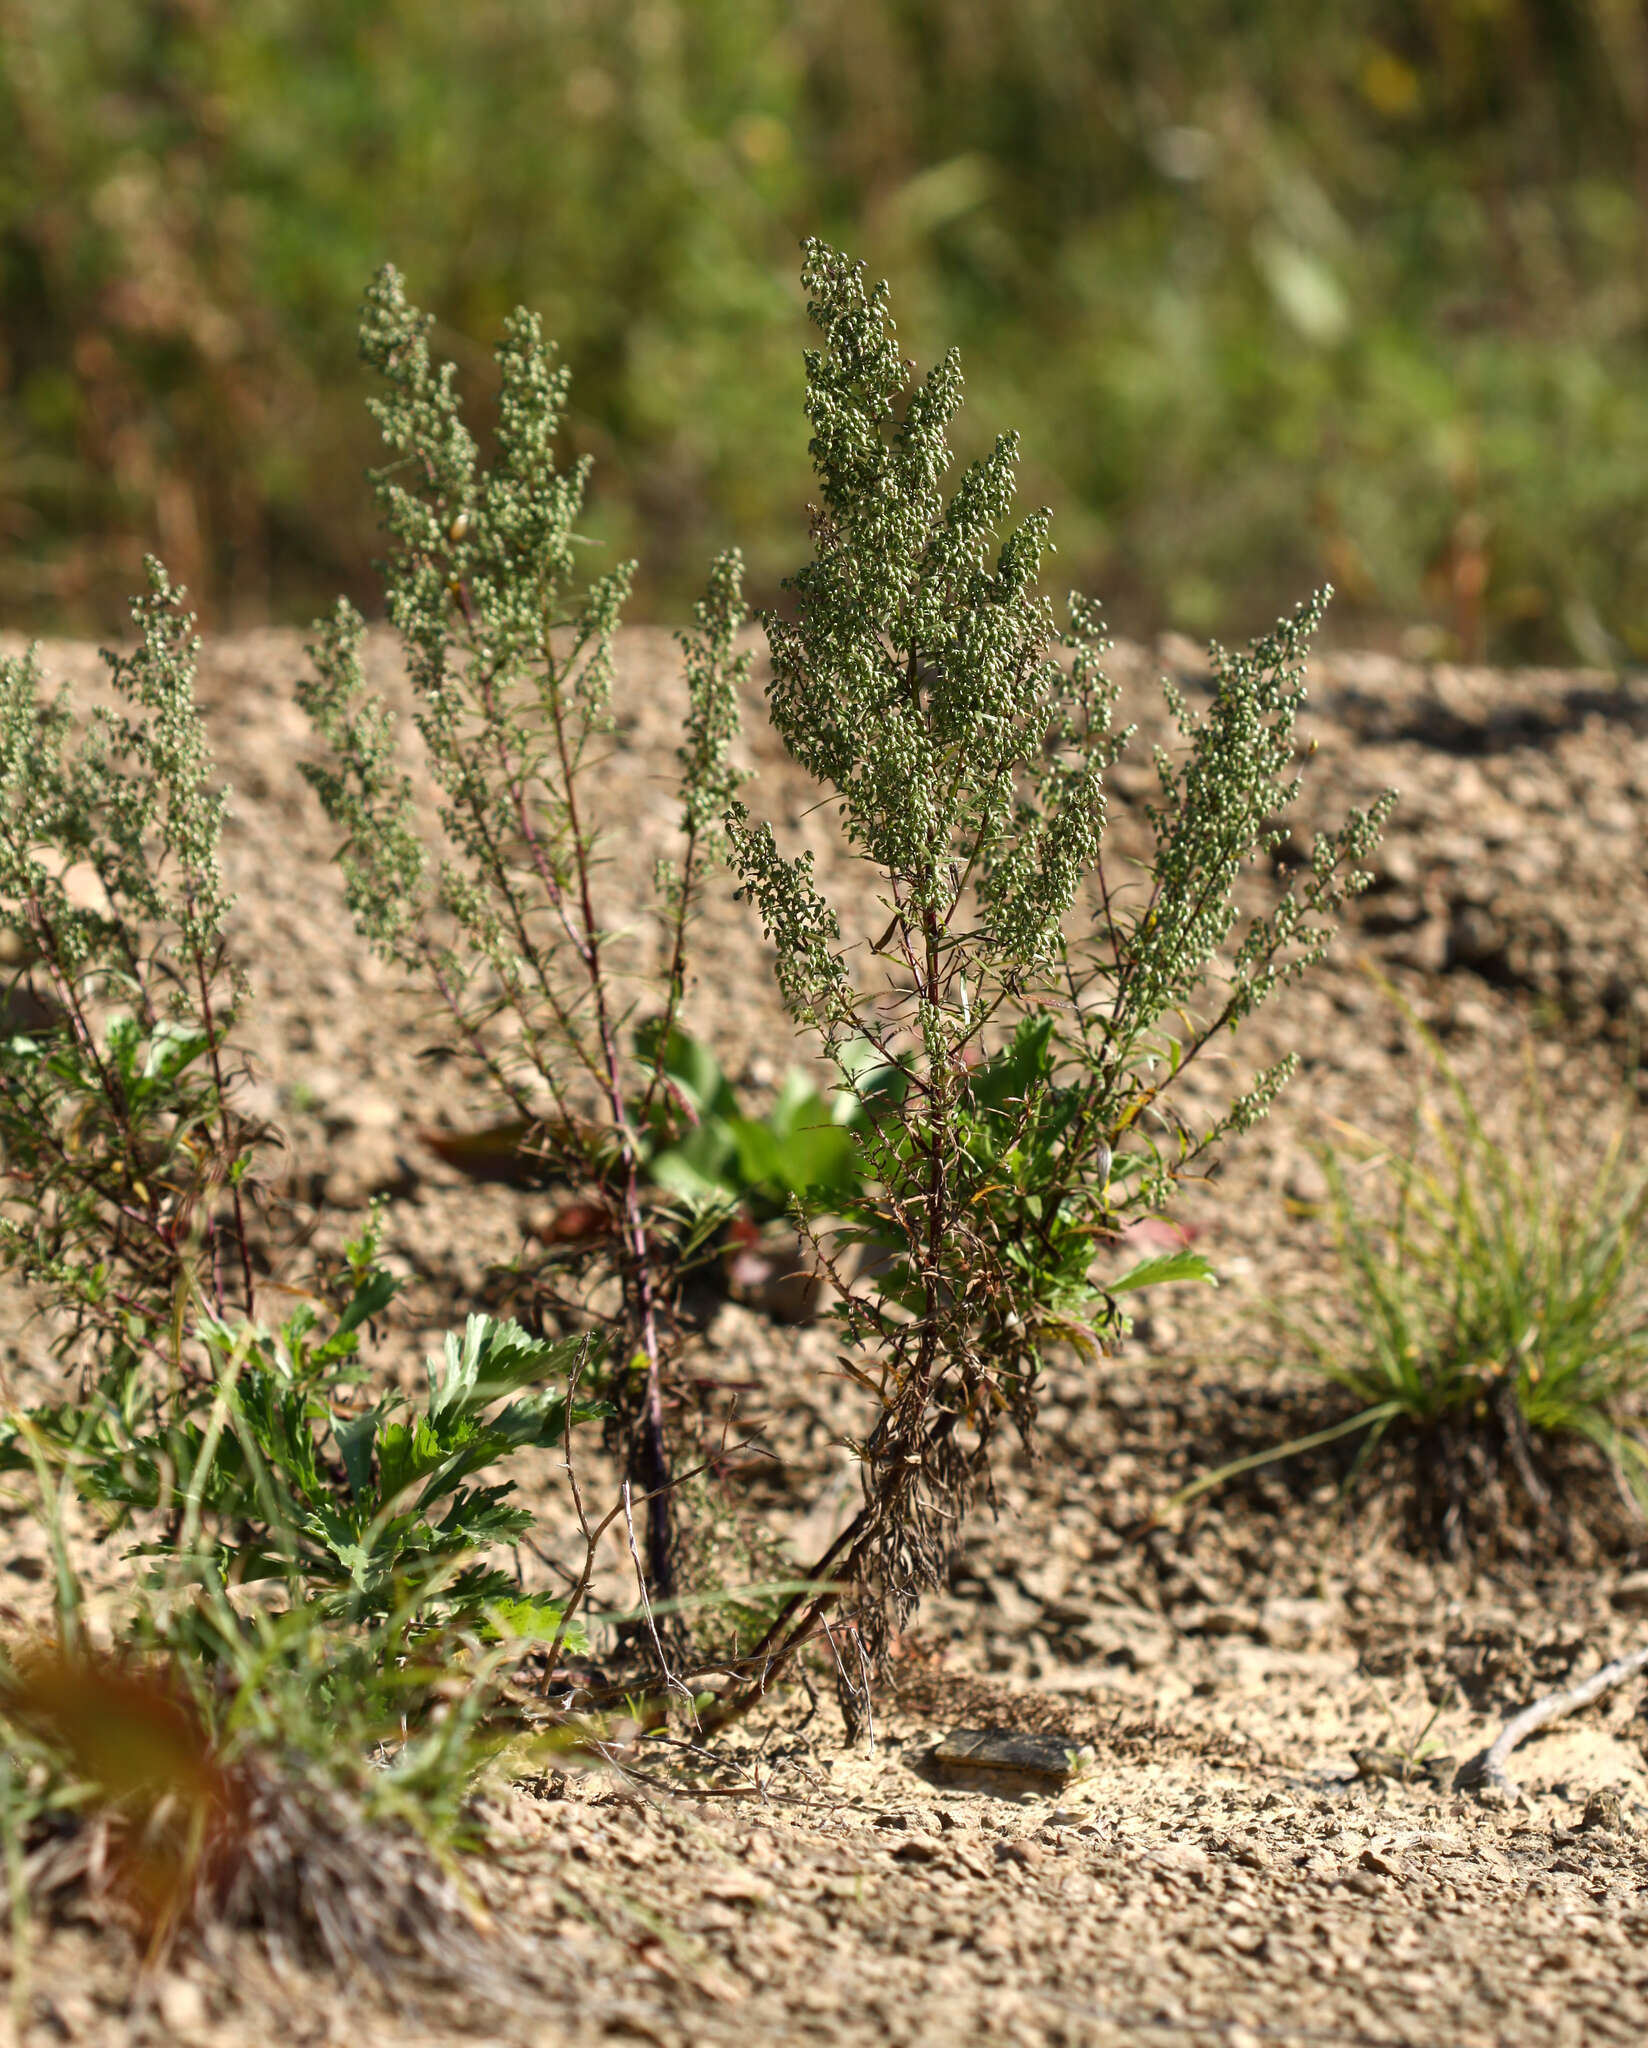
0 573 610 1650
1 1253 603 1642
0 562 263 1364
298 267 750 1616
0 585 619 1966
721 241 1396 1718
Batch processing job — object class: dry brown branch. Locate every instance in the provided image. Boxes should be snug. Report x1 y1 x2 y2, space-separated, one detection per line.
1463 1639 1648 1802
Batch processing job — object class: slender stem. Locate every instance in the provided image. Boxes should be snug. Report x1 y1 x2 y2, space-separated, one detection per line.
442 664 606 1095
190 936 255 1320
914 895 949 1409
417 936 547 1126
638 818 702 1127
23 890 117 1107
697 1509 871 1732
541 625 675 1605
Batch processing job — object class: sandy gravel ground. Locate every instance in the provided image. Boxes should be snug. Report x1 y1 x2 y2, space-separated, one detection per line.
1 623 1646 2046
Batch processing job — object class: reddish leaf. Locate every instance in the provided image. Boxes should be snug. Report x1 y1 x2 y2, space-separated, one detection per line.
1118 1215 1203 1250
418 1119 540 1185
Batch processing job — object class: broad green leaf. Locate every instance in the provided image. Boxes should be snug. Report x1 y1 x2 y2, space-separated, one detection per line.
648 1146 736 1206
378 1415 450 1497
1107 1250 1219 1295
333 1408 380 1502
635 1023 739 1121
141 1021 210 1087
427 1316 491 1415
726 1115 786 1189
971 1015 1055 1111
648 1118 738 1200
771 1120 860 1197
481 1596 581 1650
768 1070 828 1140
334 1268 400 1340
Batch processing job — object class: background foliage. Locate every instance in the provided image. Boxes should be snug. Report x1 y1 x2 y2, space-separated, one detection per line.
3 0 1648 660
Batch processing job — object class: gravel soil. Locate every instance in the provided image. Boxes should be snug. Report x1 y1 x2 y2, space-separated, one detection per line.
2 624 1647 2047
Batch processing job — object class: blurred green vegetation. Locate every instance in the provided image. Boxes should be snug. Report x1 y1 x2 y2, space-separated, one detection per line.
2 0 1647 660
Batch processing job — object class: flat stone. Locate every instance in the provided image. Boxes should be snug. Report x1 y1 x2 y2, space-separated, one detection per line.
928 1728 1093 1793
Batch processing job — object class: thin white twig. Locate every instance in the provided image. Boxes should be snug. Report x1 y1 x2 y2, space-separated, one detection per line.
541 1345 765 1689
1465 1639 1648 1802
622 1480 695 1718
820 1616 875 1756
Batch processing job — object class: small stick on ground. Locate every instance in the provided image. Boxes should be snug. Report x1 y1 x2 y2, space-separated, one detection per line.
541 1360 762 1696
1462 1640 1648 1802
622 1478 692 1714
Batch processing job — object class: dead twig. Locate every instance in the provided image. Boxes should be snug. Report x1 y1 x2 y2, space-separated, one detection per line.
1462 1639 1648 1802
819 1615 875 1754
540 1350 766 1688
622 1479 692 1714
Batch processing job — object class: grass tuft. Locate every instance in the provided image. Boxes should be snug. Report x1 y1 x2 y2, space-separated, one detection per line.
1181 1001 1648 1549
